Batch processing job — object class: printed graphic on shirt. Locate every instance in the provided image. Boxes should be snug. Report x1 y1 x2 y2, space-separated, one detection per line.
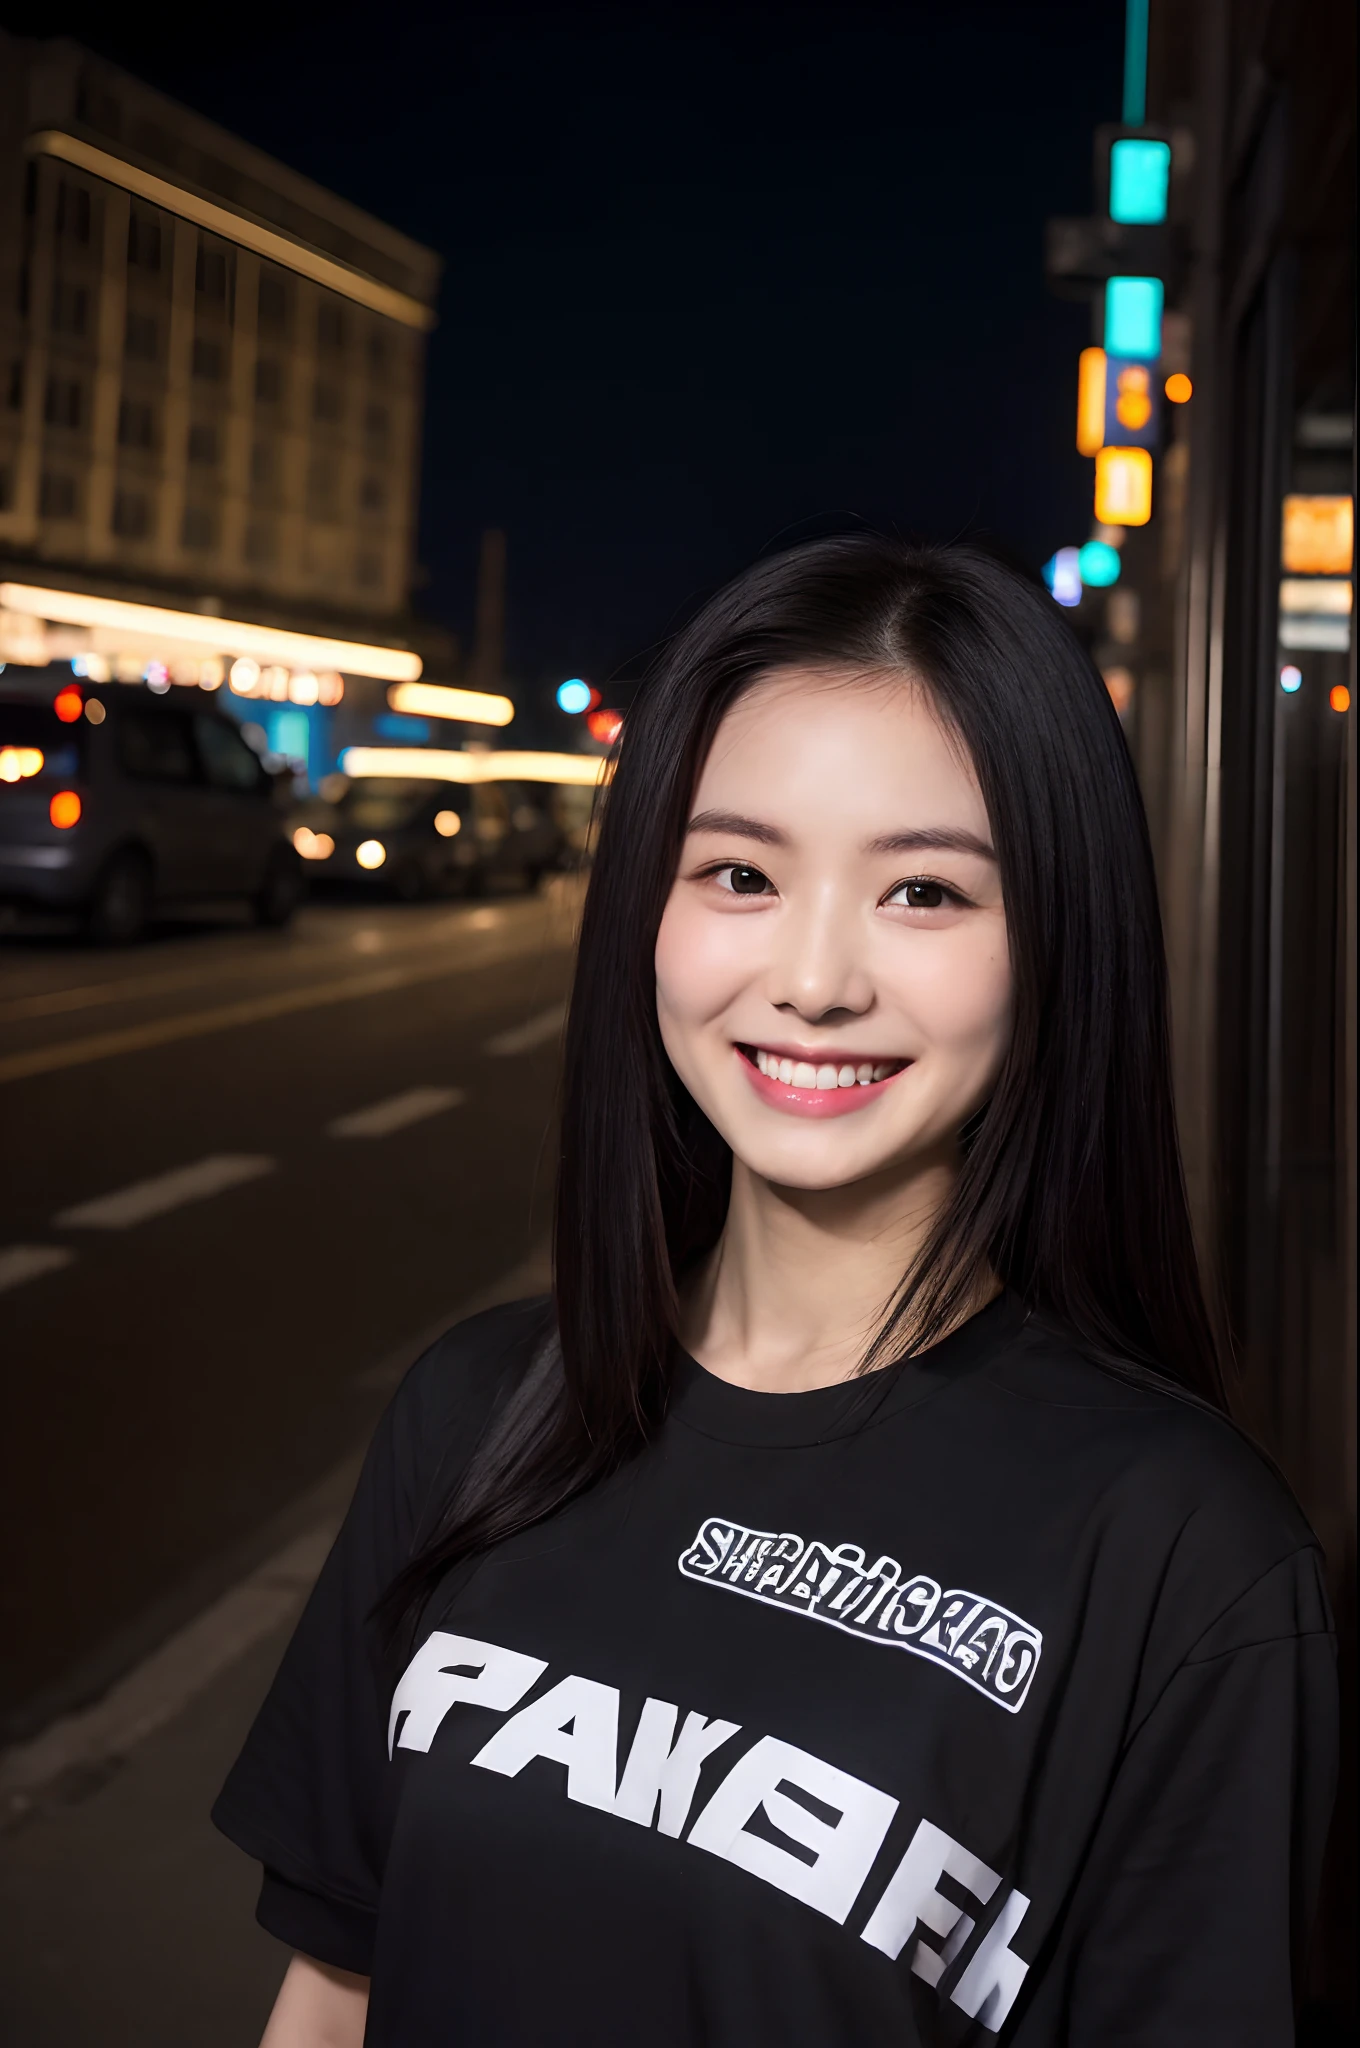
388 1628 1032 2033
678 1516 1042 1713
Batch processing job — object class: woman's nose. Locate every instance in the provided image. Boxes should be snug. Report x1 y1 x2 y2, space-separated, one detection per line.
766 891 874 1023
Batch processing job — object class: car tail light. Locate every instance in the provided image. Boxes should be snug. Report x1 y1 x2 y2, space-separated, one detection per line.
50 790 82 828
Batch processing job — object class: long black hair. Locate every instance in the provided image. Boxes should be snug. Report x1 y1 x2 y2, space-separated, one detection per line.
381 534 1223 1637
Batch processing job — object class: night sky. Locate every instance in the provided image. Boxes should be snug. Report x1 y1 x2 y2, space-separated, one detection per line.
14 3 1124 699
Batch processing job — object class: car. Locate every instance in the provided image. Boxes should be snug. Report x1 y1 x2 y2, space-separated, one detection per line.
290 775 564 899
0 670 302 942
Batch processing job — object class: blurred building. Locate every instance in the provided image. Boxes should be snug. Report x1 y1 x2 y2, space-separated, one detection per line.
0 34 452 779
1046 2 1354 2033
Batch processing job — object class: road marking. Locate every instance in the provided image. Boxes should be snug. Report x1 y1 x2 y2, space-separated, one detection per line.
327 1085 465 1138
0 1244 75 1294
0 1239 552 1820
0 939 536 1088
55 1154 275 1230
484 999 567 1056
0 907 500 1026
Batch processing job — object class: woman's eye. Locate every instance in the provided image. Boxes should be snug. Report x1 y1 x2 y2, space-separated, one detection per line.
888 878 950 910
717 864 773 896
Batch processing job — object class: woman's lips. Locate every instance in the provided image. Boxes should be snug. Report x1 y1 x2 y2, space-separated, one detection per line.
735 1044 909 1120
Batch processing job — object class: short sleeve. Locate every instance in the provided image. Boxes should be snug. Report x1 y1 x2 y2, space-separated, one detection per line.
1012 1546 1338 2046
211 1299 545 1969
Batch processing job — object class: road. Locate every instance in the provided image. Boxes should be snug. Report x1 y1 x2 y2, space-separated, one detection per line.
1 883 578 1739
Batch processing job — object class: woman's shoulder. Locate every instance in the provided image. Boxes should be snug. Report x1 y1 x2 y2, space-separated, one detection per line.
380 1293 555 1501
975 1309 1320 1586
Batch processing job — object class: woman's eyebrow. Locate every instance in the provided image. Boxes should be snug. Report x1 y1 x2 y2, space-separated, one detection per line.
865 827 997 860
686 809 788 845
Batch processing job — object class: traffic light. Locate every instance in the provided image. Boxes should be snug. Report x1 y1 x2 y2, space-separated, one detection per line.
1104 357 1161 450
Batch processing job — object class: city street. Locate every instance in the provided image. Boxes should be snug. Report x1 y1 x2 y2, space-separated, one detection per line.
0 883 578 1738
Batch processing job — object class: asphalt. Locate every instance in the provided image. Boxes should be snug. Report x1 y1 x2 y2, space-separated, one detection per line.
1 884 577 1736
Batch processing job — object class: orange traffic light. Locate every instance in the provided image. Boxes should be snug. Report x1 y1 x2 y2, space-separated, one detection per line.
1164 372 1192 403
1113 363 1152 431
53 684 83 723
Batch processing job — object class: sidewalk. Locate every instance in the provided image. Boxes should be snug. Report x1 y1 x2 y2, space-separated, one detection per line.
0 1246 550 2048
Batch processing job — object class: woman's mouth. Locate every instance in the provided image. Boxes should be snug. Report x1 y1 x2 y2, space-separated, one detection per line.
736 1044 910 1118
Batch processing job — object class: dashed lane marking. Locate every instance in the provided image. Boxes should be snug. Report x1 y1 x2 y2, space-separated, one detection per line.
483 1000 567 1056
0 1244 75 1294
0 944 535 1087
326 1085 466 1138
54 1155 275 1230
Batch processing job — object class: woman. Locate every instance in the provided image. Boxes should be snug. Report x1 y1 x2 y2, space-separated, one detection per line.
217 537 1336 2045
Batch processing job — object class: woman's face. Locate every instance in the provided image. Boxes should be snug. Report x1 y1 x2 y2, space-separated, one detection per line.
654 668 1012 1194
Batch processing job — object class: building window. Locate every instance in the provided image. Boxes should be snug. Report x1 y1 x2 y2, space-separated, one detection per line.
192 336 225 381
44 376 84 429
317 300 347 353
364 400 390 441
6 362 21 410
187 420 219 466
359 475 386 513
313 380 343 424
254 357 283 404
112 488 153 539
0 465 12 511
118 398 156 450
306 455 338 520
40 471 78 519
127 206 162 271
250 440 276 488
182 504 218 550
244 519 277 565
56 181 92 244
366 328 391 377
257 270 290 335
195 245 230 303
125 309 158 361
51 280 89 337
356 549 383 588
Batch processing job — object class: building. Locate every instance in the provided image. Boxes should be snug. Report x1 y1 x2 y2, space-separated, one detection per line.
0 34 448 779
1045 3 1354 2034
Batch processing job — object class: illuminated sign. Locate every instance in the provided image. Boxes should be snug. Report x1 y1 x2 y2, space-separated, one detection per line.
1104 277 1163 360
1076 348 1107 456
0 583 421 682
1109 139 1171 224
1280 496 1353 576
387 682 515 726
1094 446 1153 526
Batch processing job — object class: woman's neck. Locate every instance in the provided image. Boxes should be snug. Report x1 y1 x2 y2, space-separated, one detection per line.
679 1146 972 1393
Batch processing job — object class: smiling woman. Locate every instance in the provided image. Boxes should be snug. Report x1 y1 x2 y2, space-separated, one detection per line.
218 537 1335 2048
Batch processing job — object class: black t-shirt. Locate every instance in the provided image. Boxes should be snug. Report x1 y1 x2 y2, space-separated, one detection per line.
214 1294 1337 2046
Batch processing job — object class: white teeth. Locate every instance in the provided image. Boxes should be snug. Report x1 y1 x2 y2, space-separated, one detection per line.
750 1048 905 1089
